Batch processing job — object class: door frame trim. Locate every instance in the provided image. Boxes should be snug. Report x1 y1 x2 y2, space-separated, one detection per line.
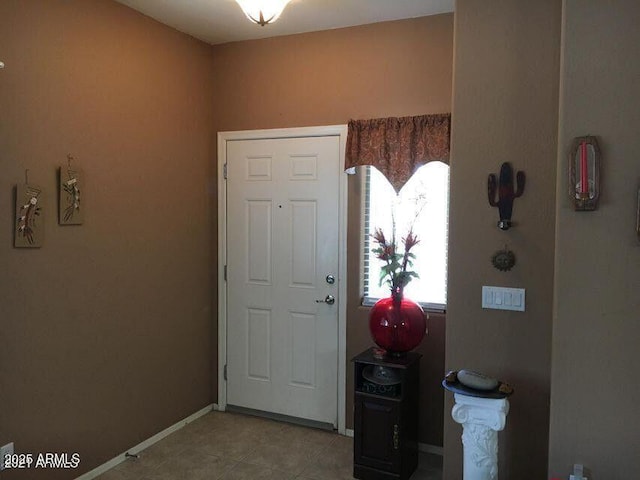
217 125 349 434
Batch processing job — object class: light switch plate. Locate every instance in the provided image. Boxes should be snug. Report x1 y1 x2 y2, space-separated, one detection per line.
482 286 525 312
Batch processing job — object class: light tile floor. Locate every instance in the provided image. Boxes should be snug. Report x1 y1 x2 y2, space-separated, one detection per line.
96 411 443 480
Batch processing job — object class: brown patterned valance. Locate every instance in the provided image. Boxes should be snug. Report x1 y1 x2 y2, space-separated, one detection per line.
345 114 451 192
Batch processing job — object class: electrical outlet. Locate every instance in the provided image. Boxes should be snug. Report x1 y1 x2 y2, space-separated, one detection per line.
0 442 15 470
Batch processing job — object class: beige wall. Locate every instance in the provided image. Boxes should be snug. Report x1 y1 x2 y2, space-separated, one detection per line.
445 1 561 477
209 15 453 132
0 1 216 478
5 2 636 477
0 9 453 478
210 14 454 446
548 1 640 477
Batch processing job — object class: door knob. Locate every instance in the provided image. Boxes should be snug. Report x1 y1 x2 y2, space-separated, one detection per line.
315 295 335 305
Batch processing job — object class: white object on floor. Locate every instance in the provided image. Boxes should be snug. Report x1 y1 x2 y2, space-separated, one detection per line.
569 463 587 480
451 393 510 480
0 442 14 470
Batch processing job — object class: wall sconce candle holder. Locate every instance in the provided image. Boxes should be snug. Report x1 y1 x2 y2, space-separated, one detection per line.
488 162 525 230
569 136 601 211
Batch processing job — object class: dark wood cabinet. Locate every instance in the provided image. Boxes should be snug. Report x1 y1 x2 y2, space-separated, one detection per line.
353 348 421 480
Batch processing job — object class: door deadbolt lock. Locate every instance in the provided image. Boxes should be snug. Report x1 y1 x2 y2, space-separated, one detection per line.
325 274 335 284
315 295 335 305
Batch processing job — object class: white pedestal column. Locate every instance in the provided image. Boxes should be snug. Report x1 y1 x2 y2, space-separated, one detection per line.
451 393 510 480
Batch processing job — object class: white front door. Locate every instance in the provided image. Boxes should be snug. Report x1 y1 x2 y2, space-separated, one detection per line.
225 135 340 426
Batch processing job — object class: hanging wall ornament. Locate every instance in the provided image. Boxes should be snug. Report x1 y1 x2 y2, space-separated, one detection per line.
59 155 83 225
15 171 44 248
569 136 601 211
491 246 516 272
488 162 526 230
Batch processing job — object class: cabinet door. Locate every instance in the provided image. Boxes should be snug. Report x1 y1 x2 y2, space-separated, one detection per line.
354 394 401 473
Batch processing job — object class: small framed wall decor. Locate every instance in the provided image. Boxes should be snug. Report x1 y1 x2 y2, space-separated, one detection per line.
59 156 83 225
15 182 44 248
569 136 601 211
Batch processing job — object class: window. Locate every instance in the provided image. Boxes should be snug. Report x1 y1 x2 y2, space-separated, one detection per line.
363 162 449 311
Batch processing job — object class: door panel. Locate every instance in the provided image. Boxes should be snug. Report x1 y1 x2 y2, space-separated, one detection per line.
246 201 272 284
226 135 340 425
290 200 317 286
247 308 271 381
290 311 316 387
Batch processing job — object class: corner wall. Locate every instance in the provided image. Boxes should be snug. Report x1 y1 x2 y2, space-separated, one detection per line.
548 1 640 477
210 14 454 447
0 1 216 478
445 1 561 477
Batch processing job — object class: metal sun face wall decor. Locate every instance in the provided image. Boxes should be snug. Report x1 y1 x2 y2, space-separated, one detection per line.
491 246 516 272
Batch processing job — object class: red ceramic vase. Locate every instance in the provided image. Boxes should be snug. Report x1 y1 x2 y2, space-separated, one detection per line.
369 292 426 356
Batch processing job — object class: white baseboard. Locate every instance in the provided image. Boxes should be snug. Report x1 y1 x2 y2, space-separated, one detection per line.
75 403 216 480
342 429 442 456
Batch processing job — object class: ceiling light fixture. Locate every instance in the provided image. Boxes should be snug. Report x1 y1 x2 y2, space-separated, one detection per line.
235 0 292 27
